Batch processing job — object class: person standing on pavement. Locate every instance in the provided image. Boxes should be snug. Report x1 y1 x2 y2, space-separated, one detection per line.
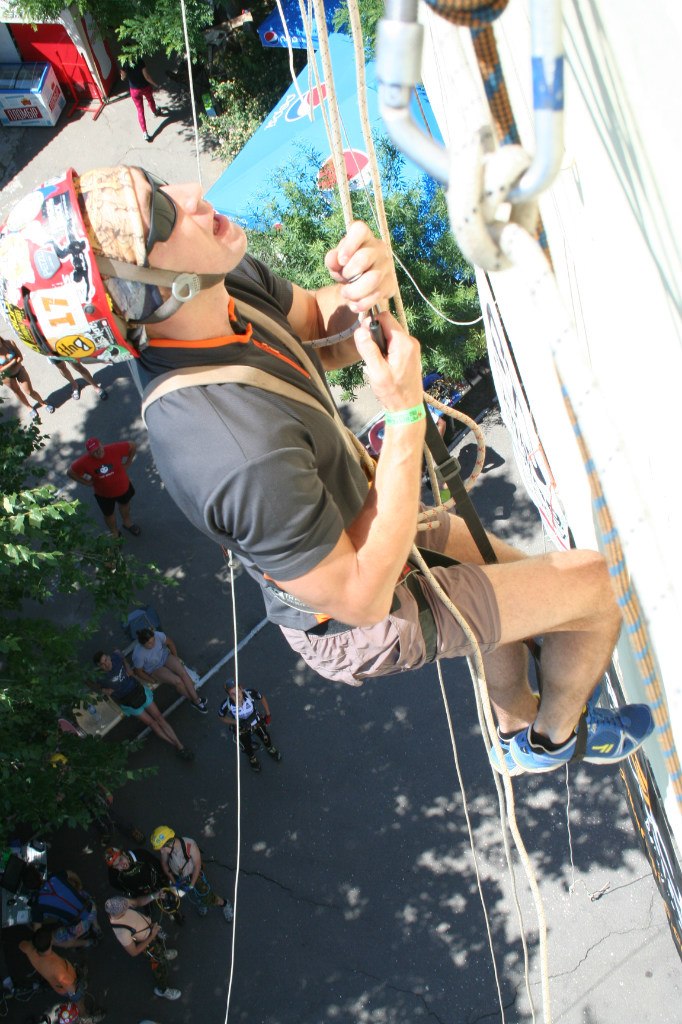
48 356 108 403
150 827 233 922
104 896 181 1003
1 335 54 419
132 627 207 713
120 57 165 143
218 681 282 773
68 437 140 539
92 650 194 761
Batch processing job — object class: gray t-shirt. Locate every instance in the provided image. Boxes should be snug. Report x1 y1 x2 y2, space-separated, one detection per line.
132 630 168 673
142 256 369 630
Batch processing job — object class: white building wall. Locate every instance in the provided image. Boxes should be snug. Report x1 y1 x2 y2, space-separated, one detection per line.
420 1 682 846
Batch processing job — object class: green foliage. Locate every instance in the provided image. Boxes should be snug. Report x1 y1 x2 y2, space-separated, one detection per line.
333 0 383 58
115 0 213 62
247 142 485 399
0 406 162 849
200 7 305 167
6 0 212 60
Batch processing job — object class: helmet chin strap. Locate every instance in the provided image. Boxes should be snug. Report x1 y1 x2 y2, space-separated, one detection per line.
96 256 226 324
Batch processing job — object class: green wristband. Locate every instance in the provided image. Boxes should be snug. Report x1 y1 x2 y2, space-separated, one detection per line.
384 404 426 426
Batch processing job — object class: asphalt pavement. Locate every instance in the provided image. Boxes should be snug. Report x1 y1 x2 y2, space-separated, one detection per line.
1 70 681 1024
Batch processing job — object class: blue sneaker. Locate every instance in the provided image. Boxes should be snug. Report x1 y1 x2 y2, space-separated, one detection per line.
509 703 654 774
488 732 524 777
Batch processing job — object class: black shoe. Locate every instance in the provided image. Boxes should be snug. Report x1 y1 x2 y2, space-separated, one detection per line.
267 746 282 762
248 755 261 773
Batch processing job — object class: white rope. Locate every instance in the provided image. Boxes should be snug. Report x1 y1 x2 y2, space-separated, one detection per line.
346 0 407 329
436 658 507 1022
294 0 337 187
223 550 241 1024
179 0 203 187
310 0 353 225
410 546 550 1021
331 103 482 331
468 655 536 1023
391 250 483 327
274 0 308 112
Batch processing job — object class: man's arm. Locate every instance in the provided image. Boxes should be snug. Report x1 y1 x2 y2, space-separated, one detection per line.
159 849 173 882
133 665 154 686
187 840 202 887
126 893 154 908
286 221 396 369
163 634 178 657
142 67 160 88
123 441 137 466
67 466 93 487
121 652 136 676
273 314 426 626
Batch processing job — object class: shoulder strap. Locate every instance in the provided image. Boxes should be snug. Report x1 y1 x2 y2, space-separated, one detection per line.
168 836 192 877
111 922 138 935
140 302 373 475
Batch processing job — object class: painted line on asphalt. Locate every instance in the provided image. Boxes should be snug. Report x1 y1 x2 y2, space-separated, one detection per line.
137 616 269 739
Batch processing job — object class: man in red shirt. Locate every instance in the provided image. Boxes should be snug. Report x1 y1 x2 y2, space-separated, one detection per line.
68 437 140 539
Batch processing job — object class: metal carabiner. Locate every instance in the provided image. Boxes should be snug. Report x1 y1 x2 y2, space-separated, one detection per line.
507 0 564 203
376 0 450 186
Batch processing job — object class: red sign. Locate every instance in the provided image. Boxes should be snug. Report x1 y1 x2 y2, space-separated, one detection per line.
5 106 43 121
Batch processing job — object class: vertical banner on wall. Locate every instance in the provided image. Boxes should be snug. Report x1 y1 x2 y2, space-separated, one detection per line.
478 270 571 551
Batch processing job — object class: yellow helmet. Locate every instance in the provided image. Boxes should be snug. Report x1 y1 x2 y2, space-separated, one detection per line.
50 753 69 768
150 825 175 850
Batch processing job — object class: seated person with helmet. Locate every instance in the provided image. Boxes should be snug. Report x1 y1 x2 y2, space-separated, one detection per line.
105 846 183 924
0 165 654 778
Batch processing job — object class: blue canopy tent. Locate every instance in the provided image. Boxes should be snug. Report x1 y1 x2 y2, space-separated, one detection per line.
257 0 344 48
205 34 443 228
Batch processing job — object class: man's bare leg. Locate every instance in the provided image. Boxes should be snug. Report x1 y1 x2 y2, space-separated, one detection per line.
441 513 620 741
153 662 200 703
103 510 119 538
442 515 539 732
481 550 621 742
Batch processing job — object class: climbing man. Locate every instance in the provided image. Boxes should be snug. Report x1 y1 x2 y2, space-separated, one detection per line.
218 680 282 773
0 166 654 777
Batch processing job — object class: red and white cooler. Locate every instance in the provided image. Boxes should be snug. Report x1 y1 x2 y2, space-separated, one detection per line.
0 62 65 127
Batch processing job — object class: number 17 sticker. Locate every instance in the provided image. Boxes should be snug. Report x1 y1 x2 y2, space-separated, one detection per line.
33 284 88 341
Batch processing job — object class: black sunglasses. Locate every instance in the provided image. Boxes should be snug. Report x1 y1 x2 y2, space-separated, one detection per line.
136 167 177 258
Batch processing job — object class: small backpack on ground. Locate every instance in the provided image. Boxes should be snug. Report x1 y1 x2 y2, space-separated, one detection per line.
33 874 88 925
123 605 162 642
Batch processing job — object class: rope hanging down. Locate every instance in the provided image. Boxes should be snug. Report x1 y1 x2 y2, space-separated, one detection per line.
306 6 548 1022
179 0 204 187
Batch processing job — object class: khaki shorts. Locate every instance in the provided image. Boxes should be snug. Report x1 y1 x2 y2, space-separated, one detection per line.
281 508 501 687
